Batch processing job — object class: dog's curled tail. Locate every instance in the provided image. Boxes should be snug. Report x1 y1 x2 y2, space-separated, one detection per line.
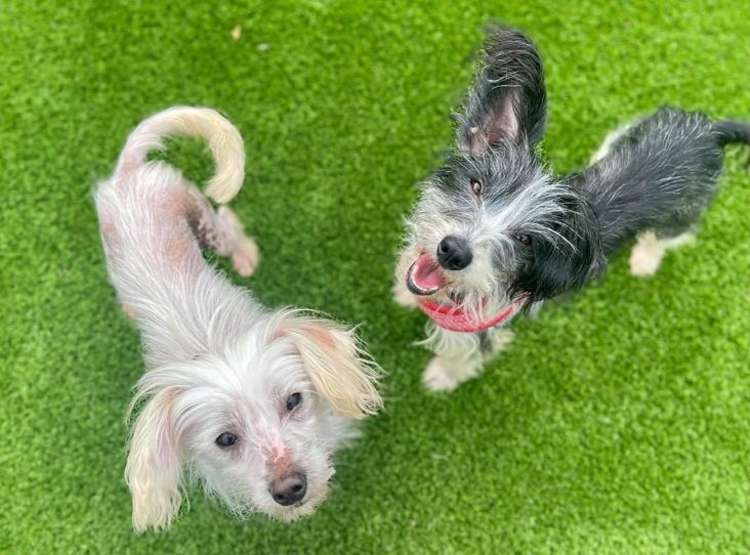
714 120 750 148
114 106 245 204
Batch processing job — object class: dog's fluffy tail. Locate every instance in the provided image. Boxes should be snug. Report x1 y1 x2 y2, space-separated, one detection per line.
714 120 750 148
114 106 245 204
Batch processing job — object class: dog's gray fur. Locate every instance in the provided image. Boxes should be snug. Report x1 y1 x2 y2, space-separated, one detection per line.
395 26 750 391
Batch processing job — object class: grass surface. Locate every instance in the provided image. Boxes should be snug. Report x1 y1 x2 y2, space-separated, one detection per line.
2 1 749 553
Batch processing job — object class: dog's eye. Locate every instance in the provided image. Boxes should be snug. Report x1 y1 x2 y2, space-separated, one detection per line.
513 233 532 246
469 178 482 196
215 432 238 448
286 392 302 412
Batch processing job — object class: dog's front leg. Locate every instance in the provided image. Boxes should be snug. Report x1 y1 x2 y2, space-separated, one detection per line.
422 327 514 392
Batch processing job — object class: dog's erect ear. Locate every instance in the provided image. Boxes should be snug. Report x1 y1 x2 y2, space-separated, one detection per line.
125 387 184 533
457 26 546 154
277 312 382 419
512 192 603 301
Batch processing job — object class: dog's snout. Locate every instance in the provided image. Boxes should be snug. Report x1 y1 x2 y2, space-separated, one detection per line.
437 235 473 271
269 472 307 506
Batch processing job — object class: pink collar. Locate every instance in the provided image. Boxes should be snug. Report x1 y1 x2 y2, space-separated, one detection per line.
418 297 526 333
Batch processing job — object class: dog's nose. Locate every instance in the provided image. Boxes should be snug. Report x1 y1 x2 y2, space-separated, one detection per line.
269 472 307 506
437 235 473 270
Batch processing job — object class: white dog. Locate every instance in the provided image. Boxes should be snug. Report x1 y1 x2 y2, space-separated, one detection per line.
95 107 382 532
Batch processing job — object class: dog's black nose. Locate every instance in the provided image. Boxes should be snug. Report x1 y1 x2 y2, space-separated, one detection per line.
437 235 473 270
269 472 307 506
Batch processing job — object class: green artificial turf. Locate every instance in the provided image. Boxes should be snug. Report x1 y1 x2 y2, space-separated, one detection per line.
2 1 749 553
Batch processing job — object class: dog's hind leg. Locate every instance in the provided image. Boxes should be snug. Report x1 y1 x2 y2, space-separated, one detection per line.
629 229 695 277
216 206 260 277
186 188 260 277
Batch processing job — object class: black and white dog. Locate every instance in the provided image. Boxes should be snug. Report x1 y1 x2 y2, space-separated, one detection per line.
394 26 750 391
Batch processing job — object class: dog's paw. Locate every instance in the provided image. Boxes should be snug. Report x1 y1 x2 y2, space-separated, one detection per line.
629 248 662 277
629 233 664 277
489 329 515 353
422 357 462 392
392 281 419 309
232 236 261 277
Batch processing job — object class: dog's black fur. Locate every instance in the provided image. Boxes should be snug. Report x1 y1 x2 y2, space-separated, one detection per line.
528 115 749 302
397 24 750 391
431 26 750 304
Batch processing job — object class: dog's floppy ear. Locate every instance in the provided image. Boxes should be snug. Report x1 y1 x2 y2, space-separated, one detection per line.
457 26 547 154
125 386 184 533
277 312 382 419
512 192 604 301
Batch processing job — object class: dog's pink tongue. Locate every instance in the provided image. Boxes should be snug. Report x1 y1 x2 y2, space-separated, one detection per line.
411 253 444 292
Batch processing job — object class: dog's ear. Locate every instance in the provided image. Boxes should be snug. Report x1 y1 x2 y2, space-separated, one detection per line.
457 26 546 154
125 387 184 533
512 193 603 300
277 312 382 419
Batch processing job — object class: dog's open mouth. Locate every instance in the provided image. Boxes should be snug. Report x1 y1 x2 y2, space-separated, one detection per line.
406 253 446 295
406 253 525 333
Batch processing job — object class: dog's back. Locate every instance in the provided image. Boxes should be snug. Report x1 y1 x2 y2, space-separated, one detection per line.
572 108 734 255
94 107 259 368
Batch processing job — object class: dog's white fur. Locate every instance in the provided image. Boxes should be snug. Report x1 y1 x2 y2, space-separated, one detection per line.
95 107 381 532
